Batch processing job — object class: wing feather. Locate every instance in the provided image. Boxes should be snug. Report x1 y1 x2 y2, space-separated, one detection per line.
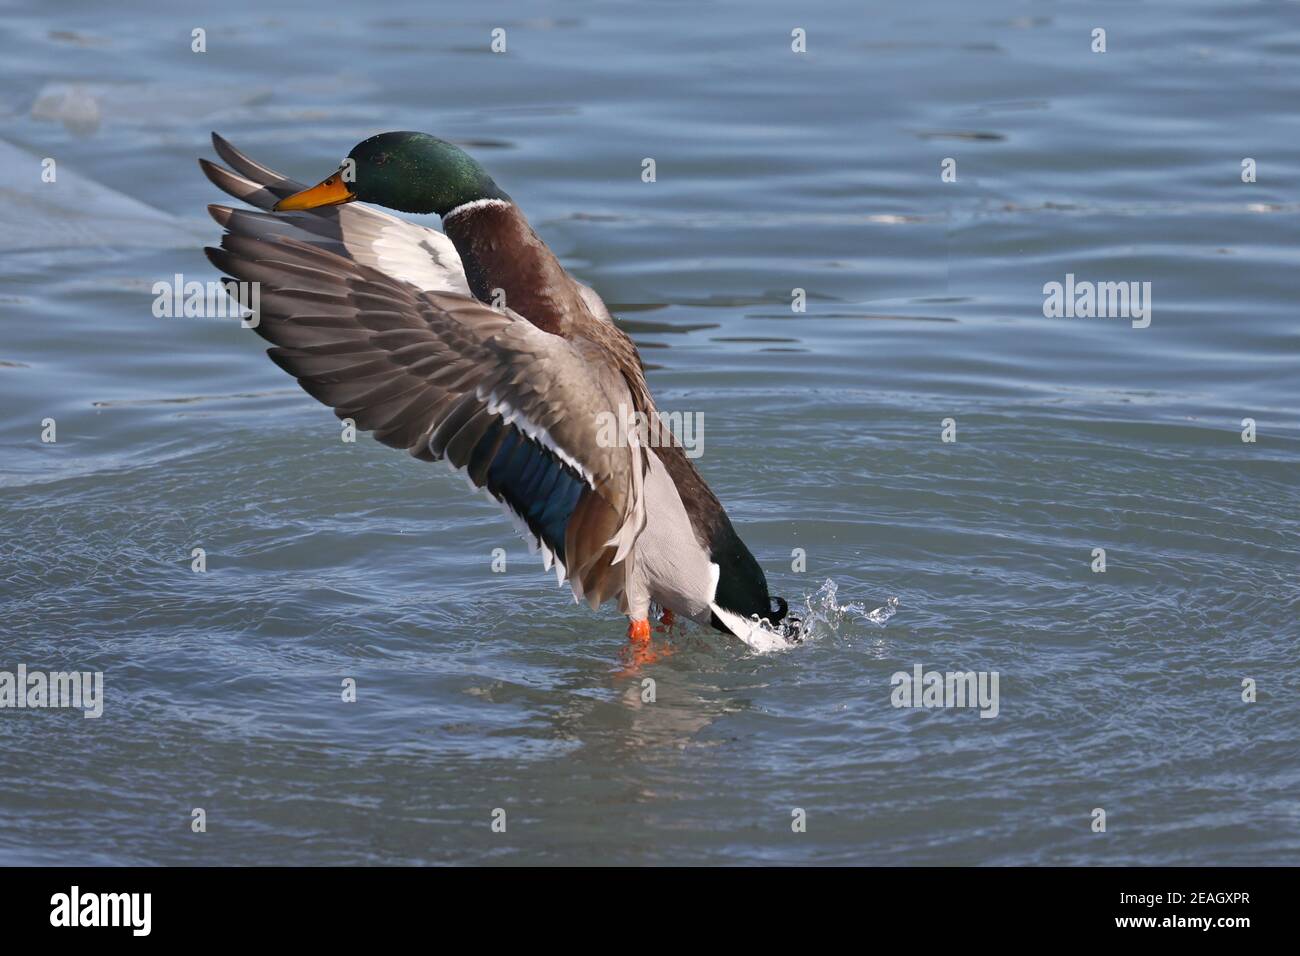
204 229 645 607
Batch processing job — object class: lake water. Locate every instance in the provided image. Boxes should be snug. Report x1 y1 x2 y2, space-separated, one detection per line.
1 0 1297 865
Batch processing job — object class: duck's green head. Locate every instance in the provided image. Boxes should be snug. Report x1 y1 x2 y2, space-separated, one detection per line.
273 131 509 217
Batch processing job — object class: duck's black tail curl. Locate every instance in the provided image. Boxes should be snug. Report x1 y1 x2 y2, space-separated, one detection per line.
769 596 804 642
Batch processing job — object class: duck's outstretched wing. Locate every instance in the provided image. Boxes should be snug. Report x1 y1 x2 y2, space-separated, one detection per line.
200 132 470 296
205 231 645 609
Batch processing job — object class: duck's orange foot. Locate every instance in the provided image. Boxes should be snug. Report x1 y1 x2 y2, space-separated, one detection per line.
617 618 674 674
659 608 675 630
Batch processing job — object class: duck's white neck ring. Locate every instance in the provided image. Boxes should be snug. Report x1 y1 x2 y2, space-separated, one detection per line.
443 198 512 223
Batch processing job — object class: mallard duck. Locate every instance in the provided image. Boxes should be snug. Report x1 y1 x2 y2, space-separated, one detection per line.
200 131 791 658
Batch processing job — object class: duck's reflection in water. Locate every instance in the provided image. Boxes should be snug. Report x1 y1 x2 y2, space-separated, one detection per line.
541 625 756 758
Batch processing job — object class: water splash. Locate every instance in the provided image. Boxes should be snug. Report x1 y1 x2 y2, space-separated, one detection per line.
866 595 900 625
792 579 900 643
727 579 900 653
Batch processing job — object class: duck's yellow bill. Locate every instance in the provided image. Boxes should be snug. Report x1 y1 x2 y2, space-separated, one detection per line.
272 171 356 211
